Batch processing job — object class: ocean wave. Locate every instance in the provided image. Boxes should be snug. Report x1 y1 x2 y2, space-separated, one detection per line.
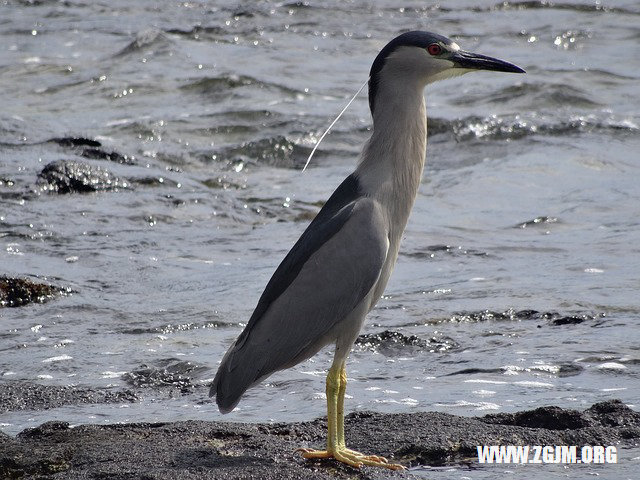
483 1 639 15
114 29 173 57
165 25 225 41
204 134 313 169
180 74 300 97
452 82 601 109
429 112 639 142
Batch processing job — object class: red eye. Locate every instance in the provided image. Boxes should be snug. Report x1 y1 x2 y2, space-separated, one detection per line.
427 43 442 56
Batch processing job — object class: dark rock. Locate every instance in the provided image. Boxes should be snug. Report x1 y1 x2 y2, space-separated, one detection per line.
550 315 585 326
50 137 102 148
49 137 136 164
0 400 637 479
37 160 130 194
122 358 208 393
481 405 590 430
132 176 180 187
445 309 604 327
80 147 134 164
18 421 71 439
445 367 502 376
0 381 138 413
354 330 458 356
586 399 640 432
165 25 225 39
516 216 558 229
0 276 71 308
556 363 584 377
0 177 15 187
448 309 534 323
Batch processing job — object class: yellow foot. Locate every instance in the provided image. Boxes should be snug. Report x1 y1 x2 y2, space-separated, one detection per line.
296 447 406 470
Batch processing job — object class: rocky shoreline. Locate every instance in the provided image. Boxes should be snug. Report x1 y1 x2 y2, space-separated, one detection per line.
1 399 638 479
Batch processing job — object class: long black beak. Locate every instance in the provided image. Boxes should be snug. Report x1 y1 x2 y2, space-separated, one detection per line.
451 50 525 74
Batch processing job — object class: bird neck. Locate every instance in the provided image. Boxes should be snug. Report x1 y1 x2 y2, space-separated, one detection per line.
355 81 427 235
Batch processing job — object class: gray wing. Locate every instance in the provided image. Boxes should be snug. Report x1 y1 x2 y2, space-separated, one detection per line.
212 195 388 413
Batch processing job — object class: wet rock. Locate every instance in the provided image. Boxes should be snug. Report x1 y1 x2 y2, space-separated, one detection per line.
49 137 136 165
18 421 72 439
49 137 102 148
515 216 559 229
0 177 15 187
446 309 604 326
586 399 640 429
536 311 603 326
0 400 637 479
37 160 130 194
556 363 584 377
481 400 640 438
80 147 134 164
354 330 458 356
446 363 584 378
448 309 535 323
165 25 225 40
132 175 180 188
481 405 590 430
549 315 586 326
122 358 209 393
0 276 71 308
0 381 138 413
444 367 503 376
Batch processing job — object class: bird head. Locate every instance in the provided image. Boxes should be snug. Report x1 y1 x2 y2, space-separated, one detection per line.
369 31 525 113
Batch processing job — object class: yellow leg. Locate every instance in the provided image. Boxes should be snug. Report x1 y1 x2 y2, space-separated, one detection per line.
336 364 347 449
296 363 405 470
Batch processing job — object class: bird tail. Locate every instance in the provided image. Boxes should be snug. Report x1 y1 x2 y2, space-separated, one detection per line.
209 338 268 414
210 312 322 413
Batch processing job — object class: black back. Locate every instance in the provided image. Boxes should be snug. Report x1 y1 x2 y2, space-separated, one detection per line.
234 173 362 350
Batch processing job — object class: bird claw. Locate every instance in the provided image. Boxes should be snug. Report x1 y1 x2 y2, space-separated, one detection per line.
296 447 406 470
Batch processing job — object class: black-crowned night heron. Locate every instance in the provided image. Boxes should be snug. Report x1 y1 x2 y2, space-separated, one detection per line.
211 31 524 470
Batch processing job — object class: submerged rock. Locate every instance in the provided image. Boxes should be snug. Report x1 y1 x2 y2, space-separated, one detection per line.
49 137 136 165
445 309 604 327
37 160 129 194
0 276 71 308
0 400 636 479
354 330 458 356
49 137 102 148
122 358 209 393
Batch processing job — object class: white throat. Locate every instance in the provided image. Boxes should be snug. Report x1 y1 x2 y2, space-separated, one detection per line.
355 77 427 236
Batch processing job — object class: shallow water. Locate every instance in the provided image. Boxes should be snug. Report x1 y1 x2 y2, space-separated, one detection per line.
1 1 640 476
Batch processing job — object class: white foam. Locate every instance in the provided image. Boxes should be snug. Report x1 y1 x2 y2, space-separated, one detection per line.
42 354 73 363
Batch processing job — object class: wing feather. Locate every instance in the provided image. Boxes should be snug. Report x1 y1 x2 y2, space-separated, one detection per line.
212 192 388 413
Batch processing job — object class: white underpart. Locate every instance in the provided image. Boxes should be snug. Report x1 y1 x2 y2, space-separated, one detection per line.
354 49 432 312
428 66 474 83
